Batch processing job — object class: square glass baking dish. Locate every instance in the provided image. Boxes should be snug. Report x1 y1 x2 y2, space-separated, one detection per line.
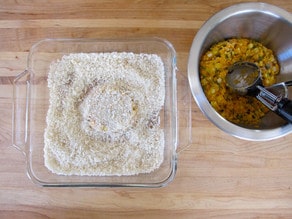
12 37 180 187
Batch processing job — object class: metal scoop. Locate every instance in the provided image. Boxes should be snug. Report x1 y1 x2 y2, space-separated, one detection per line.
226 61 292 123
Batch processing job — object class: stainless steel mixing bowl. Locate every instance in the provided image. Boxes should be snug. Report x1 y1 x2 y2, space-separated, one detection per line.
188 3 292 140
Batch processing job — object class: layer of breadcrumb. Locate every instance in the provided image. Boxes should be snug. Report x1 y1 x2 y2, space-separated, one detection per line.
44 52 165 176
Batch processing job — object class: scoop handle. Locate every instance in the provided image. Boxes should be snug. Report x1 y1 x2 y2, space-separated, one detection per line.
284 80 292 87
276 98 292 123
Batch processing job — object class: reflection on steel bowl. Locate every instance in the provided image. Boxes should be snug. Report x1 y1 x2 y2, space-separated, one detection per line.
188 3 292 141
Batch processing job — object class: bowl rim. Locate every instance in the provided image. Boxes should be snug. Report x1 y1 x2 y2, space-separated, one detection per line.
188 2 292 141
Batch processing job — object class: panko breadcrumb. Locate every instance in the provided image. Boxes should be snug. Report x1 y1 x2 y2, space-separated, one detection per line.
44 52 165 176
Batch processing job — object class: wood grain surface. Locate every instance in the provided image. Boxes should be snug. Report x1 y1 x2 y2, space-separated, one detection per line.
0 0 292 218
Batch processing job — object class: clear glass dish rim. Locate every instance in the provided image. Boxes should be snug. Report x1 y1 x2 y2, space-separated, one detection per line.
13 37 179 188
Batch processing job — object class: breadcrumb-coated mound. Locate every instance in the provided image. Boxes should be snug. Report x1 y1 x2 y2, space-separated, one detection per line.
44 52 165 176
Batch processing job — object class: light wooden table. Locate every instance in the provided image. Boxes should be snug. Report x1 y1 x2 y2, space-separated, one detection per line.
0 0 291 218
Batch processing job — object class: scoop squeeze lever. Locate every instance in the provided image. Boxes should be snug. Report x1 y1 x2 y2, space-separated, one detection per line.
226 61 292 123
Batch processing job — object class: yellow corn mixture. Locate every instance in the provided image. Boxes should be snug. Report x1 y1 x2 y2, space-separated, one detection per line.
200 38 279 127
